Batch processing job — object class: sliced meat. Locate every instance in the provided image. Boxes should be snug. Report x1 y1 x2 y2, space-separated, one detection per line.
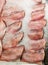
3 10 25 20
22 49 45 63
26 39 46 51
6 21 22 32
2 32 24 49
1 45 25 61
34 0 42 3
2 7 17 17
28 30 43 40
0 20 6 39
28 19 46 30
32 3 45 12
9 10 25 20
2 17 19 26
0 0 6 14
31 10 45 21
0 40 2 56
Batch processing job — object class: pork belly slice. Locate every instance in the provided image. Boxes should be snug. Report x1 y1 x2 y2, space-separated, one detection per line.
32 3 45 12
0 0 6 14
26 39 46 51
22 49 45 63
9 10 25 20
2 17 20 26
2 7 17 17
1 45 25 61
34 0 42 3
0 20 6 39
3 10 25 20
36 62 43 65
0 40 2 56
31 10 45 21
6 21 22 32
28 19 46 30
2 32 24 49
28 30 43 40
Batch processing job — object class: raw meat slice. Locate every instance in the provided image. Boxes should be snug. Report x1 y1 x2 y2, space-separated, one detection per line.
6 21 22 32
0 40 2 56
0 0 6 14
2 7 17 17
22 49 45 63
30 19 47 26
1 45 25 61
0 20 6 39
28 30 43 40
0 20 5 32
32 3 45 12
2 16 19 26
34 0 42 3
26 39 46 51
28 19 46 30
9 10 25 20
2 32 24 49
3 10 25 20
31 10 45 21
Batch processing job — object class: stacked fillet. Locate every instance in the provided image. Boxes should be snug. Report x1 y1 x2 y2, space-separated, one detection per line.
22 0 46 64
0 0 25 61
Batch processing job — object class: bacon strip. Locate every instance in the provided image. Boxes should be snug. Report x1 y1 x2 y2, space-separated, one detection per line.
28 30 43 40
22 49 45 63
9 10 25 20
31 10 45 21
2 32 24 49
3 10 25 20
2 7 17 17
6 21 22 32
26 39 46 51
32 3 45 12
28 19 46 30
1 45 25 61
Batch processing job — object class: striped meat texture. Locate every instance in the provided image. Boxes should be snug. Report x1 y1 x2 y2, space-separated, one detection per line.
26 39 46 51
22 49 45 63
28 19 46 30
31 10 45 21
1 45 25 61
2 31 24 49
